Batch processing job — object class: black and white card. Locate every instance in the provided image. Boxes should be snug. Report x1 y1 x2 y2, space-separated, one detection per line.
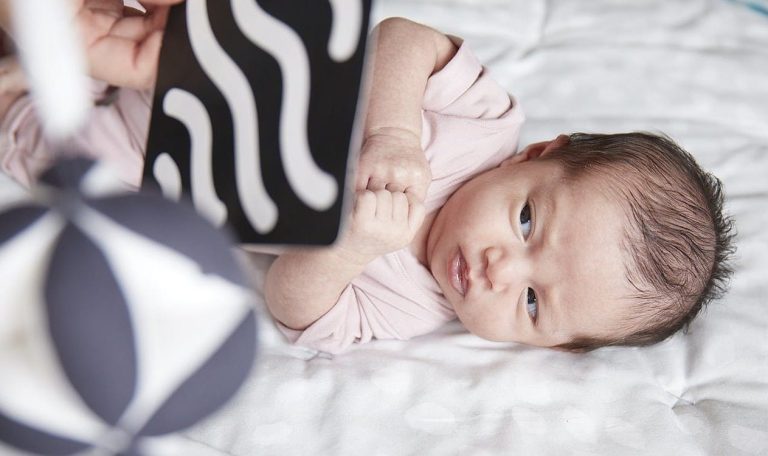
143 0 373 245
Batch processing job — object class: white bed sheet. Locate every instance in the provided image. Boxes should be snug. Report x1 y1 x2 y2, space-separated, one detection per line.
174 1 768 454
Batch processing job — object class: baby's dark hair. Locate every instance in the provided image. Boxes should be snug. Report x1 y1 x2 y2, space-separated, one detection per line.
541 132 736 352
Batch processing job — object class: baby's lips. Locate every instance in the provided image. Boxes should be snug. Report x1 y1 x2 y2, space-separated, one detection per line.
449 248 471 297
449 251 465 297
459 253 470 296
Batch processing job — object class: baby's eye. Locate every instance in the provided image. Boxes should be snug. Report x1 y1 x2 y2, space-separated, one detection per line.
526 288 538 323
519 203 532 239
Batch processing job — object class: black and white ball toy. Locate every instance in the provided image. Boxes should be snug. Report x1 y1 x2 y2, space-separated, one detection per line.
0 158 258 455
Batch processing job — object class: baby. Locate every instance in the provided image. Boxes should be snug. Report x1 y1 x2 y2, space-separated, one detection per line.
0 9 734 355
264 18 736 354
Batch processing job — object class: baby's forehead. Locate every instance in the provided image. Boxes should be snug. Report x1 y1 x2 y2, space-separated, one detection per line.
535 173 639 333
555 167 641 228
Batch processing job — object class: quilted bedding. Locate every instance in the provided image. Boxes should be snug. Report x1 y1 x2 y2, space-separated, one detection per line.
174 1 768 454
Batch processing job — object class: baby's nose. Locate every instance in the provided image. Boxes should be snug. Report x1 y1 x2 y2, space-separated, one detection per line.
484 246 527 292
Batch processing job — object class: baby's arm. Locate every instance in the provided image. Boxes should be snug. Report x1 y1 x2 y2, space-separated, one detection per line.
264 18 456 331
356 17 458 200
363 17 458 148
266 190 425 330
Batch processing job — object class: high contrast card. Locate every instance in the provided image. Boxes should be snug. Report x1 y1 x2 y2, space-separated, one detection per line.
143 0 373 245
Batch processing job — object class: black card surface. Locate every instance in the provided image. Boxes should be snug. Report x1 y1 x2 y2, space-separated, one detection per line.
143 0 373 245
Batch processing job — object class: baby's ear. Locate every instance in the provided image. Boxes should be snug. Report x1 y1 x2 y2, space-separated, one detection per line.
500 134 570 167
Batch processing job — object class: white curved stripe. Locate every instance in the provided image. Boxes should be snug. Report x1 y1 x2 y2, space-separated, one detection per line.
163 89 227 226
153 153 183 202
187 0 277 233
328 0 363 62
231 0 338 211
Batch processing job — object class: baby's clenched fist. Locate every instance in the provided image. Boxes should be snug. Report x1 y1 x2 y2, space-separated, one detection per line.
337 189 426 263
356 129 431 202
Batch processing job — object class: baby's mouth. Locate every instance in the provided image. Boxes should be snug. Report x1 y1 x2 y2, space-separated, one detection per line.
449 250 469 297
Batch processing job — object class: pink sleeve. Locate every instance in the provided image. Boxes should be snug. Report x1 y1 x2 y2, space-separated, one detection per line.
277 285 370 355
422 37 513 119
0 81 150 189
421 39 526 211
277 253 454 355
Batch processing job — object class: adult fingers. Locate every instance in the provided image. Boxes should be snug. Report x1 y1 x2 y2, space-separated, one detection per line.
0 56 27 94
87 30 163 88
123 6 146 18
108 16 154 40
141 0 185 5
82 0 123 18
109 6 169 40
140 0 185 18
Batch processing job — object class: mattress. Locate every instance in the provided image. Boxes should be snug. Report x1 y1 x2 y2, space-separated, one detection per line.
172 1 768 454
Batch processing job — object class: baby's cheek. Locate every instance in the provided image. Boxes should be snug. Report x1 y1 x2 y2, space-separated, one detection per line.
455 300 512 342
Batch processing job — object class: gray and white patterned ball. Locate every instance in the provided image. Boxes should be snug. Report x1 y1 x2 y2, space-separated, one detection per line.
0 158 258 455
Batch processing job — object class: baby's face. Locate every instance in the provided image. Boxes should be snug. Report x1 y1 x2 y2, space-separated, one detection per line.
426 155 634 347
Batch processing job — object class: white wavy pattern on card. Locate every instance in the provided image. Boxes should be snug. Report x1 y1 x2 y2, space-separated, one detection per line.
186 0 277 233
162 88 227 226
153 153 183 202
231 0 338 211
328 0 363 62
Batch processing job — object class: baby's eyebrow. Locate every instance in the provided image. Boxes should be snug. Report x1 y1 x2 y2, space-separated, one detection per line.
537 187 575 340
540 286 552 333
550 294 568 339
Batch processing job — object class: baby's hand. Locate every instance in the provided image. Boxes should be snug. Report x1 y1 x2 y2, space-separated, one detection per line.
356 128 431 202
337 189 426 263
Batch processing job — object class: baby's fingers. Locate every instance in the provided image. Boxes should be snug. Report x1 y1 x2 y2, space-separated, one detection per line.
406 193 426 232
391 191 409 223
366 176 388 192
353 189 377 220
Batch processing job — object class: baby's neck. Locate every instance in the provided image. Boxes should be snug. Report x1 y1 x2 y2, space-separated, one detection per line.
409 210 438 268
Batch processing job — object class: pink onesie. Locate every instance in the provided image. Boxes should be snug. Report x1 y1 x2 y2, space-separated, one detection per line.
279 41 525 353
0 80 150 189
0 41 525 354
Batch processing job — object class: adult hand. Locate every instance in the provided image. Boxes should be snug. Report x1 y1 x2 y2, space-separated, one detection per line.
356 127 431 203
0 54 25 94
73 0 184 89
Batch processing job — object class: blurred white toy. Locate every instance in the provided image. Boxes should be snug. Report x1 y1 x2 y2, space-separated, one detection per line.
9 0 89 139
0 158 258 455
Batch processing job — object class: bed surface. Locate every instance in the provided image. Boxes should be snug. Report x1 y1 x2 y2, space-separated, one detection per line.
175 1 768 454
